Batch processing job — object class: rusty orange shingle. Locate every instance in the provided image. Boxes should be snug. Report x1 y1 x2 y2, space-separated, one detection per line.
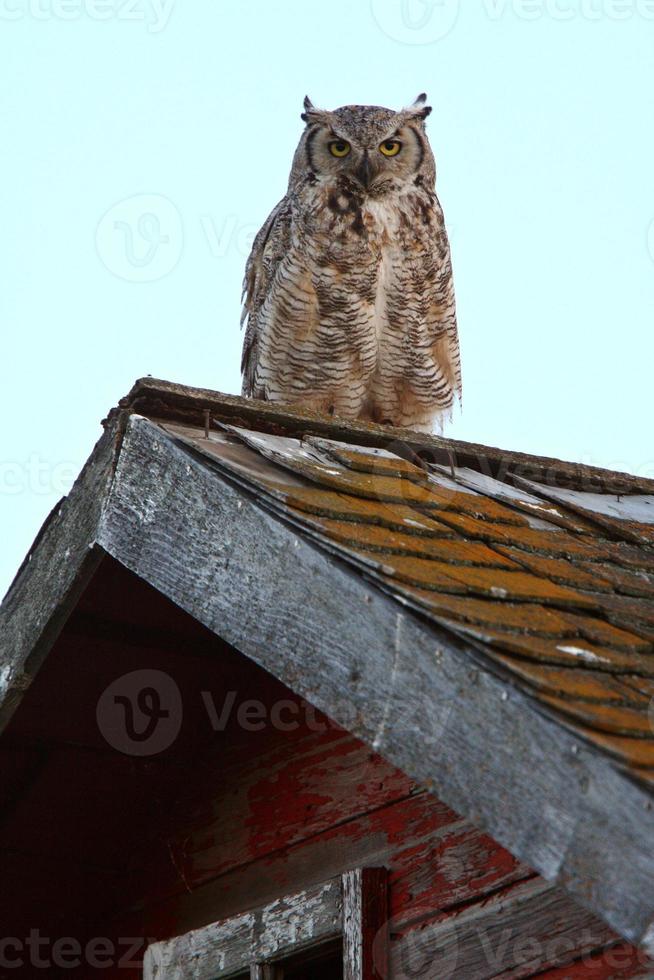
304 517 520 567
538 693 652 737
281 486 455 536
495 547 615 593
488 652 653 703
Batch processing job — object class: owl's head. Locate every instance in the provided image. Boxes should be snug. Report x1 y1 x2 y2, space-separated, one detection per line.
289 94 435 195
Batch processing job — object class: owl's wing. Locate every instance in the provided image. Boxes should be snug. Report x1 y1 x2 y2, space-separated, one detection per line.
437 256 462 409
240 196 293 397
422 201 462 419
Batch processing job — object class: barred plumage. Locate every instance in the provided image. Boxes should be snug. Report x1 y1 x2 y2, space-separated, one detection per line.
240 95 461 433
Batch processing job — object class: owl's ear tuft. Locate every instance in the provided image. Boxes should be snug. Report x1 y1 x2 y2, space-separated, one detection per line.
301 95 321 123
409 93 432 120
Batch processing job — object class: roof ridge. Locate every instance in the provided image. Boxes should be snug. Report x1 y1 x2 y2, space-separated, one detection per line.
106 377 654 496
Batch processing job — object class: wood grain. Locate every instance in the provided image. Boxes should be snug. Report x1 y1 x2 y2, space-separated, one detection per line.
389 876 616 980
0 421 119 733
343 868 389 980
144 871 390 979
138 741 527 935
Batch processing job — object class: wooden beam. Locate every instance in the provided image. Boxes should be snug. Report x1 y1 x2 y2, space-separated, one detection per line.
0 422 119 734
144 877 343 978
343 868 388 980
144 871 388 978
251 967 274 980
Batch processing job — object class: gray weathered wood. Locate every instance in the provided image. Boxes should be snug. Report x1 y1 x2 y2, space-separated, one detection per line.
250 967 275 980
343 868 388 980
95 417 654 952
143 878 341 979
144 869 387 979
0 421 119 734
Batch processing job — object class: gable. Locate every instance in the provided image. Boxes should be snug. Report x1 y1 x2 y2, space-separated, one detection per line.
2 378 654 957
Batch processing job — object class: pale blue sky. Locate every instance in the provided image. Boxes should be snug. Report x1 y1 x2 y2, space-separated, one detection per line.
2 0 654 598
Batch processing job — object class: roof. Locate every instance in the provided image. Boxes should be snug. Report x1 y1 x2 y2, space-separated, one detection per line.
3 376 654 952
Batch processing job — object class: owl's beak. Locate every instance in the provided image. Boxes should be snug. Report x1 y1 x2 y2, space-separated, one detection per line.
355 152 372 189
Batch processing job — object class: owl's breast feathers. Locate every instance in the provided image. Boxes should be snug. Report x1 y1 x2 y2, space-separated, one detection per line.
240 176 461 432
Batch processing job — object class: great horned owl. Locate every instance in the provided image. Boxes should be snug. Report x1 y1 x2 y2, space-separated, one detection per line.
240 95 461 433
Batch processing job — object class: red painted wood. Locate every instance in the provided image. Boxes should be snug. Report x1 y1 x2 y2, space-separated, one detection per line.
0 561 648 979
128 713 530 933
532 942 652 978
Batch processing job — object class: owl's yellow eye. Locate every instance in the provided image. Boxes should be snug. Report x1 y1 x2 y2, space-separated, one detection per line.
329 140 351 158
380 139 402 157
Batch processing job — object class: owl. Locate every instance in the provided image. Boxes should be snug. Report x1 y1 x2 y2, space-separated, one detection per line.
240 94 461 433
